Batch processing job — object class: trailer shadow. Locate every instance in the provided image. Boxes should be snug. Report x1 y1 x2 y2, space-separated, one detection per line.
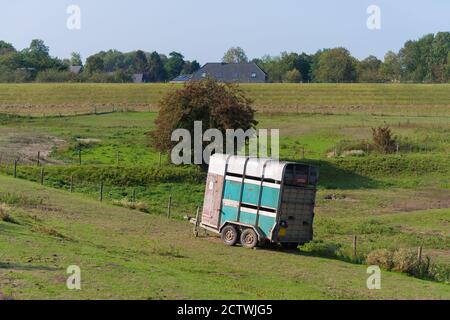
295 159 382 190
256 242 363 264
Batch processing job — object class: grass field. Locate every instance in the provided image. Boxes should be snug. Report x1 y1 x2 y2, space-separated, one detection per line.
0 83 449 116
0 83 449 299
1 176 449 299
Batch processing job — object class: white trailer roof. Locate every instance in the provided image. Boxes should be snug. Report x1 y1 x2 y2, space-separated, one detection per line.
208 153 292 181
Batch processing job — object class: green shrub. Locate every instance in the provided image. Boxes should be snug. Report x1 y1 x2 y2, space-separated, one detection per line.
35 70 78 83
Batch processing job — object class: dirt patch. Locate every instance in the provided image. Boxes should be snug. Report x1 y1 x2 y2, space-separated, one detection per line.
0 129 65 165
391 189 450 212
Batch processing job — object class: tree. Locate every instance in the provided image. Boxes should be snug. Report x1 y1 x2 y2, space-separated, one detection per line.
313 48 357 82
150 79 257 166
380 51 401 82
0 41 16 55
357 55 382 82
283 69 302 83
147 51 166 82
164 52 185 80
85 55 104 74
21 39 63 71
182 60 201 74
127 50 148 74
29 39 49 56
430 32 450 82
70 52 82 66
222 47 248 63
102 50 125 72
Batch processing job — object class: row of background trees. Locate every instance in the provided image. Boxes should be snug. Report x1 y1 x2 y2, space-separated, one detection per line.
0 32 449 83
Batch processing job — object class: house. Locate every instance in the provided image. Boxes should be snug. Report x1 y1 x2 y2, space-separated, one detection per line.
191 62 266 83
131 73 144 83
69 66 82 74
170 74 193 83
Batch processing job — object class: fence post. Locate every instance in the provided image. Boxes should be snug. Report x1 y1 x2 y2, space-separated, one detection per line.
417 246 423 262
301 147 305 159
70 175 74 193
78 150 82 165
37 151 40 166
40 167 44 185
99 181 104 202
132 189 136 204
352 235 357 259
13 159 17 178
194 206 201 237
167 195 172 218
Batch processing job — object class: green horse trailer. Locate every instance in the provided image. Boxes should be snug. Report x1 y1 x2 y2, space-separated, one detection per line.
198 154 319 249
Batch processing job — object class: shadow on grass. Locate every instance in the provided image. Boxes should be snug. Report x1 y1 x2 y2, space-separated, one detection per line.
289 158 383 189
258 241 365 265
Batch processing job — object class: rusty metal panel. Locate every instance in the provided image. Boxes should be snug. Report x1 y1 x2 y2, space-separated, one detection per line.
201 173 224 230
278 186 316 243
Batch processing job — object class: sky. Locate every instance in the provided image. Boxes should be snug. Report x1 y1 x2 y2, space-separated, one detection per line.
0 0 449 63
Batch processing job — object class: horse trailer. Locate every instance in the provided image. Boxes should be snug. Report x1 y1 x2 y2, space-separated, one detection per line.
197 154 319 249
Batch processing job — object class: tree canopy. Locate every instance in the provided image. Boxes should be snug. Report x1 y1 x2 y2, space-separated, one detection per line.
0 32 448 83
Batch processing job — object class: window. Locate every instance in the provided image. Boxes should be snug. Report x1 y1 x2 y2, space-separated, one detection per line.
251 72 257 78
201 72 207 78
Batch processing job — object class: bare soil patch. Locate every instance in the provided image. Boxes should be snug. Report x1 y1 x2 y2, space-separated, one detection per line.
0 128 65 165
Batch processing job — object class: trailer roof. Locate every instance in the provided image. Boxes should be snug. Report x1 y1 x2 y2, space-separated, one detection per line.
209 154 296 181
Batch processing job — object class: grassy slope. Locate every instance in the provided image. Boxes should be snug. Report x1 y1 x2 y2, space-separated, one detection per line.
0 83 449 115
1 175 449 300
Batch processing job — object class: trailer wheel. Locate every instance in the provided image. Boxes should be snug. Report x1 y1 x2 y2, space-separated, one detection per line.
240 228 258 249
281 242 299 250
221 225 238 246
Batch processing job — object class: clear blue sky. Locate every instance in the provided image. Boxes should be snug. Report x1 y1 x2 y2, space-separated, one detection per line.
1 0 449 63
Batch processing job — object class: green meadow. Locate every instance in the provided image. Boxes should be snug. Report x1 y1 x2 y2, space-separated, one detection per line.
0 83 449 299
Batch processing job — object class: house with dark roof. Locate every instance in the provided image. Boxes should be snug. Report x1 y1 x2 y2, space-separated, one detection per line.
191 62 267 83
170 74 193 83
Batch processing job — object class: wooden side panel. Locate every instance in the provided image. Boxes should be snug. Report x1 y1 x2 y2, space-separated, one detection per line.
202 173 224 229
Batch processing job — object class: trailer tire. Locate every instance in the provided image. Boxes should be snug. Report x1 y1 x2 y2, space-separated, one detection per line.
221 225 238 246
240 228 258 249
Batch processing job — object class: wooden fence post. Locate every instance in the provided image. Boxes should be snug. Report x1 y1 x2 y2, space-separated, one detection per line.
352 235 357 258
417 246 423 262
70 175 74 193
132 189 136 204
13 159 17 178
78 150 82 165
40 167 44 185
99 181 104 202
37 151 40 166
167 195 172 218
194 206 201 237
